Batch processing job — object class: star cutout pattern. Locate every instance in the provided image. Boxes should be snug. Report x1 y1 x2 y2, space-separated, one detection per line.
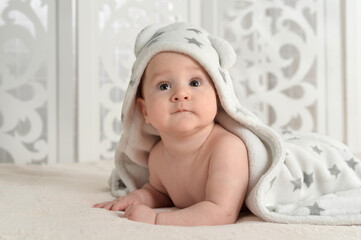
346 158 359 170
291 178 301 191
328 164 341 178
303 171 314 188
185 37 203 48
307 202 324 215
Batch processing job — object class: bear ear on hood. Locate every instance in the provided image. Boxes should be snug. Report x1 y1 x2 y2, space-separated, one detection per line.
134 23 165 57
208 35 236 70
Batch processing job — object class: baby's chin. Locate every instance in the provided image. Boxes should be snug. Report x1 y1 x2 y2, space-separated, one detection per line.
166 121 214 136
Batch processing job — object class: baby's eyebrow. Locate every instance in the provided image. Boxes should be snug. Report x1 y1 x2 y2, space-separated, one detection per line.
150 70 170 82
149 65 206 83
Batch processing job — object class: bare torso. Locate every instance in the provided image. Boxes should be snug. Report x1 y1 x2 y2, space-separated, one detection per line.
95 123 249 226
149 124 236 208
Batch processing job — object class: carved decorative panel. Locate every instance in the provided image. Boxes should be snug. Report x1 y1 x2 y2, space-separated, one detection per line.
2 0 354 164
220 0 324 132
97 0 193 159
0 0 55 164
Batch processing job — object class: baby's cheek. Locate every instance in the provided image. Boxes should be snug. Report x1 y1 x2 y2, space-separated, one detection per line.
205 101 218 119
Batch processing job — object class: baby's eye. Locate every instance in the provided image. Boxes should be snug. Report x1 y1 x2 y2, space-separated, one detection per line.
189 79 201 87
158 82 171 91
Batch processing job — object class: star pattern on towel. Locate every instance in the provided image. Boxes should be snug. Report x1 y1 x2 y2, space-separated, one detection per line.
307 202 324 215
219 68 227 83
282 130 292 135
185 37 203 48
270 176 277 189
187 28 202 35
346 158 359 170
288 137 300 141
328 164 341 178
311 145 323 155
147 37 159 47
146 31 165 47
303 171 314 188
152 31 164 39
291 178 302 191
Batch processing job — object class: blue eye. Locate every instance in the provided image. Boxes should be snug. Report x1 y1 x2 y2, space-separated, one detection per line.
159 82 171 90
190 79 201 87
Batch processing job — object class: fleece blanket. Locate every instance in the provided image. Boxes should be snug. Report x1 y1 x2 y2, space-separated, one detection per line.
109 22 361 225
2 160 361 240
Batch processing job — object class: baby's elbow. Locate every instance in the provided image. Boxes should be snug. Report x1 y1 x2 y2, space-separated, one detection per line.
212 212 237 225
223 210 239 224
212 205 239 225
205 200 242 225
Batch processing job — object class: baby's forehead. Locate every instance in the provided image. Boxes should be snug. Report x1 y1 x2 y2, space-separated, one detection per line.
148 51 199 65
144 51 207 76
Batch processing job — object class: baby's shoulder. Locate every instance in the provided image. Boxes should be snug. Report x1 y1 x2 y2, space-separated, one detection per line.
147 141 163 167
212 124 246 145
209 124 247 157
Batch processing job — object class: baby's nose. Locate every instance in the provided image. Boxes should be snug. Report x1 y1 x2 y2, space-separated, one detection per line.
171 89 191 102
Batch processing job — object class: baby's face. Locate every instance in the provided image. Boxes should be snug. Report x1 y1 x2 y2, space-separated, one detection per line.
137 52 218 135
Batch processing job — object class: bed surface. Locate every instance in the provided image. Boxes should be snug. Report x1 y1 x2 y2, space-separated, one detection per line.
1 160 361 240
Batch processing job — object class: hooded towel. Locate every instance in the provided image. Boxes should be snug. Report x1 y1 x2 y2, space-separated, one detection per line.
109 22 361 225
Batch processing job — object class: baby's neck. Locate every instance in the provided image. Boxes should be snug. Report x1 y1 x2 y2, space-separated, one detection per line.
159 123 215 161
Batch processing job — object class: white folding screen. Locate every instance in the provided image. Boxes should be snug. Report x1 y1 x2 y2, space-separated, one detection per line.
77 0 201 162
345 0 361 155
0 0 360 164
218 0 344 136
0 0 57 164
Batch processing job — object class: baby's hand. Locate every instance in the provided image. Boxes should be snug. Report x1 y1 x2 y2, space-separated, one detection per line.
93 193 142 211
123 204 157 224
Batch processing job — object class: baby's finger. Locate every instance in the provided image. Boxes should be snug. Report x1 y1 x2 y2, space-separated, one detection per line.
93 202 108 208
113 198 134 211
102 202 116 210
111 200 125 211
123 205 136 218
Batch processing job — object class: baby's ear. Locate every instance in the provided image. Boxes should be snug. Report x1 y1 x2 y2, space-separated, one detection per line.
208 35 236 70
134 23 165 57
136 97 149 123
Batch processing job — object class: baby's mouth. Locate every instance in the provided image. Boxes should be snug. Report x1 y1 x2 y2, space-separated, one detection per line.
173 109 190 113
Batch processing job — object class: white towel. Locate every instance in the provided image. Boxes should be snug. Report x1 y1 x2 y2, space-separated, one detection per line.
109 22 361 225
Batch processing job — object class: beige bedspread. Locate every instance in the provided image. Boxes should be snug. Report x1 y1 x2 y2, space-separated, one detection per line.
1 160 361 240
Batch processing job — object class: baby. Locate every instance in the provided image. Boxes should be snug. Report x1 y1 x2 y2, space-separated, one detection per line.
94 23 249 226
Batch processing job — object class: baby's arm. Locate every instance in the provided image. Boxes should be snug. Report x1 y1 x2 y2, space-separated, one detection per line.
93 182 172 211
156 135 249 226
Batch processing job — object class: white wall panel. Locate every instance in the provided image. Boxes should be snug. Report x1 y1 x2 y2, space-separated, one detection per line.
0 0 57 164
214 0 337 136
77 0 201 162
345 0 361 155
0 0 359 164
